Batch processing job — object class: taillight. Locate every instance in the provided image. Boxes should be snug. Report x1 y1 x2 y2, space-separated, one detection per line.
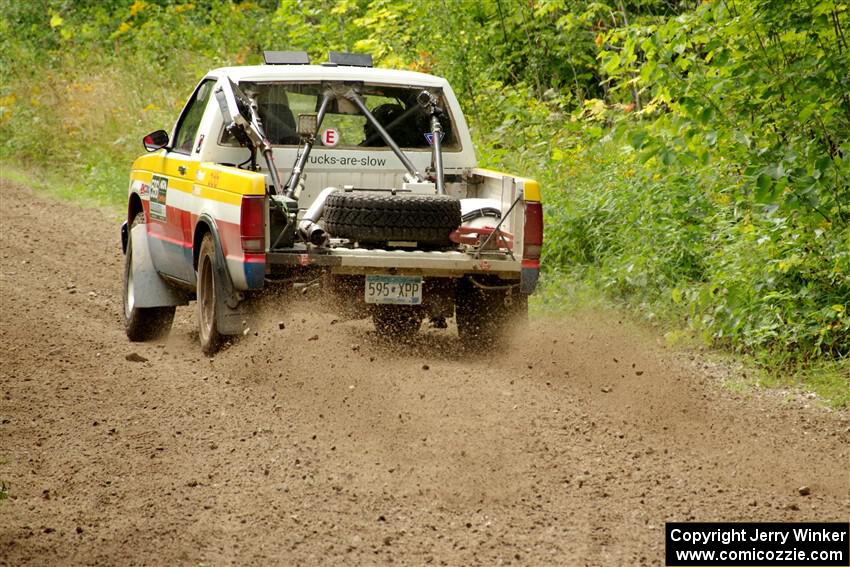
523 201 543 267
240 195 265 253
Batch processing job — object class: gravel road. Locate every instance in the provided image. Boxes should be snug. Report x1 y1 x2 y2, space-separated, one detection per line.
1 179 847 566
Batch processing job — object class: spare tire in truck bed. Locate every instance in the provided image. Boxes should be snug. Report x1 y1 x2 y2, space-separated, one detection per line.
324 192 462 247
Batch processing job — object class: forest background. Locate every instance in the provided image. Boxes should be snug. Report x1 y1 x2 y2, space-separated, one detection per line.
0 0 847 404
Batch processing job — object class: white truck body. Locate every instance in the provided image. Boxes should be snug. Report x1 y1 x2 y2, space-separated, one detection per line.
121 54 542 353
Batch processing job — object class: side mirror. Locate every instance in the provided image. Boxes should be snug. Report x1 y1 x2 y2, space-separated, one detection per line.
143 130 169 152
297 113 318 138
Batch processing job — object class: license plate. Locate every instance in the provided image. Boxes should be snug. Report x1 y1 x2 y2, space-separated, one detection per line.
365 275 423 305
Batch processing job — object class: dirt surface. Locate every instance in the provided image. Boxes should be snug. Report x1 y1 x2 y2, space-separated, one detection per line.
0 179 848 566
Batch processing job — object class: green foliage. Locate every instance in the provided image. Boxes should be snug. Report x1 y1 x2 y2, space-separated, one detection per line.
0 0 846 398
592 0 850 360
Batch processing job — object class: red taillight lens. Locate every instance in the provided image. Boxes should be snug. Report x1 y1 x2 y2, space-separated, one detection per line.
523 201 543 264
240 195 265 253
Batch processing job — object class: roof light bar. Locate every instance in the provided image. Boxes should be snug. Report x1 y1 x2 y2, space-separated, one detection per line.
263 51 310 65
327 51 373 68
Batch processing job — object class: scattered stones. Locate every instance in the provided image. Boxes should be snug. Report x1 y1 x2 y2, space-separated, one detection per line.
278 322 286 330
601 386 612 393
125 353 148 363
422 364 430 371
308 334 319 341
635 370 644 376
798 485 811 496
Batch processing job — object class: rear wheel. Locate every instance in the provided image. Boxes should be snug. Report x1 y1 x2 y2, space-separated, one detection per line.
372 305 422 341
123 213 175 341
197 234 223 355
455 277 526 346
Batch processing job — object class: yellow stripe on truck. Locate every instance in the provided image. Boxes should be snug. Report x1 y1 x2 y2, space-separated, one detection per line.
192 185 241 206
472 167 541 202
196 163 265 196
131 154 266 205
520 179 541 202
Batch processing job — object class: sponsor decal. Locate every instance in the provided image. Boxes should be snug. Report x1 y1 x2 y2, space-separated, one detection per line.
139 183 150 200
424 132 445 146
307 154 387 167
149 175 168 222
321 128 339 147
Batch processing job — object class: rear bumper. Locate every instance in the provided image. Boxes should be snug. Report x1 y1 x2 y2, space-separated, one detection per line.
266 247 525 279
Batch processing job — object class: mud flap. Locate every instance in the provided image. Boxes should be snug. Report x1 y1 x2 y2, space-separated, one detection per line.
129 223 190 308
210 230 248 336
521 267 539 294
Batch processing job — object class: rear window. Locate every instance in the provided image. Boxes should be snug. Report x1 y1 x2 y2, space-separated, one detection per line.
220 82 458 150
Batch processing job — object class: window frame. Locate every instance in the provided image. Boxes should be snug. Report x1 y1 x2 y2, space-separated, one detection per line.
170 78 217 156
216 80 463 152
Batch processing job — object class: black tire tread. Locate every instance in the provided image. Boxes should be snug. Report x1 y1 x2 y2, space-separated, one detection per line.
324 192 461 247
455 277 527 346
123 213 176 342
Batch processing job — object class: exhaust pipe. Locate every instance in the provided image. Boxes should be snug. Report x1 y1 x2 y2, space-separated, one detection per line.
297 186 337 246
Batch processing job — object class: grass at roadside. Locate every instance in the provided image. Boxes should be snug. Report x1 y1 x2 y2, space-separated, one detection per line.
0 160 127 215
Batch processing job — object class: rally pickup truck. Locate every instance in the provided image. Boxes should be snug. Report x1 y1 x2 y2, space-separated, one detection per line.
122 51 543 354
